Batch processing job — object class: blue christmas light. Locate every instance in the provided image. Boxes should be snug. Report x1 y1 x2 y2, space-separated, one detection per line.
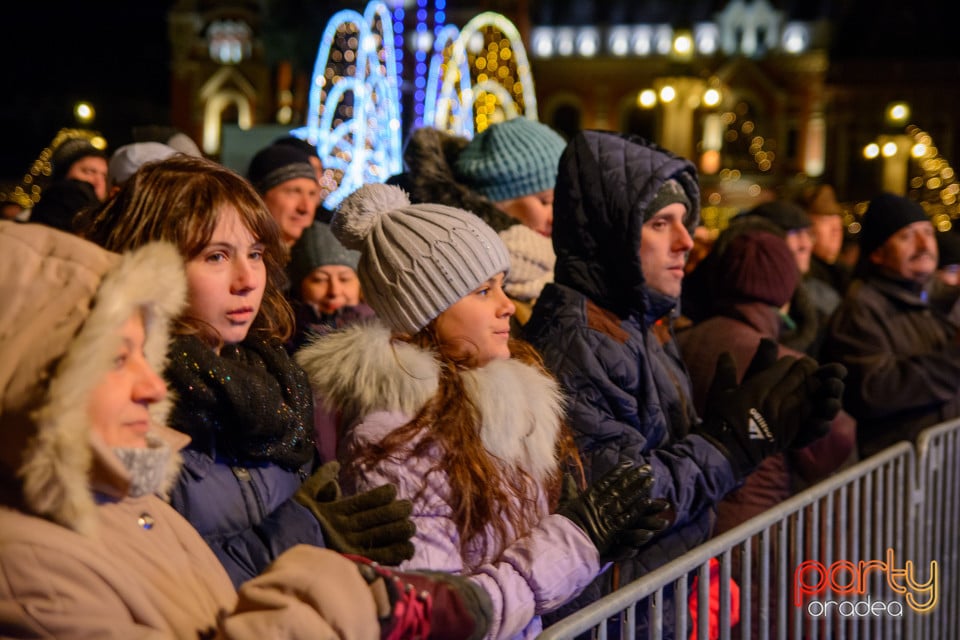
293 1 403 208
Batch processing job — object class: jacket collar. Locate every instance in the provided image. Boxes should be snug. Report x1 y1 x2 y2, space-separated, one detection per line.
296 321 565 483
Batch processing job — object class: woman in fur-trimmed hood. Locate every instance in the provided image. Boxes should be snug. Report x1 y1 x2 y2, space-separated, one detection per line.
296 184 672 640
0 221 384 639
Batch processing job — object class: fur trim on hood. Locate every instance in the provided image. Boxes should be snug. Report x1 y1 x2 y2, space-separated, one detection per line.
0 222 186 534
296 321 565 482
398 126 518 233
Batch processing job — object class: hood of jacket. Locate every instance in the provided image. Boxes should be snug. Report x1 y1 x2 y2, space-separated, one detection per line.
296 321 565 483
552 131 700 319
399 126 518 233
0 221 187 534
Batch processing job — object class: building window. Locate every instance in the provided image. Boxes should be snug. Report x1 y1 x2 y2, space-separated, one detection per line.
208 19 252 65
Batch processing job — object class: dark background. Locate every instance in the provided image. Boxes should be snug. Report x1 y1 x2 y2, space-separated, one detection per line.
1 0 956 183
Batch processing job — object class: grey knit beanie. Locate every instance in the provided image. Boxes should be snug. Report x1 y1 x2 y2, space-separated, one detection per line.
454 118 566 202
288 221 360 290
333 183 511 334
645 178 692 221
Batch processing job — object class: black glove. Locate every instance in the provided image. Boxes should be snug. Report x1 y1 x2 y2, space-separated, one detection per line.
696 338 837 478
556 461 674 563
295 461 416 565
792 362 847 449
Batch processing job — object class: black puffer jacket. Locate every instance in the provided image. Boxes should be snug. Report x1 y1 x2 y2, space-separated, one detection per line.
525 131 740 636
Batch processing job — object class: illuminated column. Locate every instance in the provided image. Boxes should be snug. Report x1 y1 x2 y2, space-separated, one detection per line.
878 134 911 195
804 112 826 177
654 77 704 159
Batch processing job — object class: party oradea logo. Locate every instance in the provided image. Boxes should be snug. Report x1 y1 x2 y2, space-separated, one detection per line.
794 548 938 617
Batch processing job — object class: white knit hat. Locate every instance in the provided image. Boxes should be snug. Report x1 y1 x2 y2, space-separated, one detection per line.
333 183 511 334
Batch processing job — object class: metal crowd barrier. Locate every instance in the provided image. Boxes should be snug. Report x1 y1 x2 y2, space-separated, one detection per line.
538 421 960 640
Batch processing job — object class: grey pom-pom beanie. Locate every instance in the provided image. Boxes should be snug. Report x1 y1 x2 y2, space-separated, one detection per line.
333 183 511 334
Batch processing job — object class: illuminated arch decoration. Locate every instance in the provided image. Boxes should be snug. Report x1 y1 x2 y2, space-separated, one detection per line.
427 12 539 138
293 1 402 208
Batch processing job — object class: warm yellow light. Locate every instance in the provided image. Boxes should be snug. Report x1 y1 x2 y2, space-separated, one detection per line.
912 143 928 158
887 102 910 123
882 141 899 157
659 85 676 103
864 143 880 159
638 89 657 108
703 88 721 107
673 34 693 55
74 102 94 123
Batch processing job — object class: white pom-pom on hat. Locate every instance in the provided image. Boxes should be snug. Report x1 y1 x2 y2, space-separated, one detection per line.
333 183 412 250
332 181 512 334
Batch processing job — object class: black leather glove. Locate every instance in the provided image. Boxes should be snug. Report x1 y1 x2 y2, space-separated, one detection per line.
556 461 674 563
295 461 416 565
695 338 841 478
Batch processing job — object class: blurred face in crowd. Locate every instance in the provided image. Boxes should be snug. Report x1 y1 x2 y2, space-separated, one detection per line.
68 156 109 202
1 201 24 220
301 265 361 315
496 188 554 237
785 227 814 275
87 312 167 449
639 202 693 298
262 177 320 246
870 220 938 285
810 214 845 264
184 206 266 349
435 273 515 368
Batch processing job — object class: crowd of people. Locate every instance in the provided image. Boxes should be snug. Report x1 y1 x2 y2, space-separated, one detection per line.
1 117 956 639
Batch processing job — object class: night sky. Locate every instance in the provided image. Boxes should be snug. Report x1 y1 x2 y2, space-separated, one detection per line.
1 1 175 182
1 0 955 184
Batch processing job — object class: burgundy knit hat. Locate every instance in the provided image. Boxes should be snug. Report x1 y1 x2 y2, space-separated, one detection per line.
718 230 800 307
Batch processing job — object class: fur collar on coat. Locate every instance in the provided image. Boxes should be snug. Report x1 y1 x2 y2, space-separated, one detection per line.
0 222 187 535
296 321 566 483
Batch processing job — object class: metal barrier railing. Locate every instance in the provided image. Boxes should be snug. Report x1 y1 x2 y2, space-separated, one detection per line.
538 440 925 640
910 417 960 639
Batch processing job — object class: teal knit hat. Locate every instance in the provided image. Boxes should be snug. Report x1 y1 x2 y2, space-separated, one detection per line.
454 118 566 202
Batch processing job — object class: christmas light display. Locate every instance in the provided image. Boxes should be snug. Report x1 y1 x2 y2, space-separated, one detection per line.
429 11 538 137
292 1 402 208
291 3 537 206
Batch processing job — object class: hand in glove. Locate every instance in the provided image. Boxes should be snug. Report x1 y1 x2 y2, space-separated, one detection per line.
556 461 674 563
695 338 841 478
792 361 847 449
295 461 416 565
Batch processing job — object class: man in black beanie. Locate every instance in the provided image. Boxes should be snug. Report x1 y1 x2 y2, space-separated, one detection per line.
49 138 109 202
247 143 320 248
822 192 960 457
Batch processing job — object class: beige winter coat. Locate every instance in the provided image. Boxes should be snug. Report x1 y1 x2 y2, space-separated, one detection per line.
0 221 379 639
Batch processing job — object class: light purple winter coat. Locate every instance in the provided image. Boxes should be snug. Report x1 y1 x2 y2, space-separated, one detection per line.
296 322 603 640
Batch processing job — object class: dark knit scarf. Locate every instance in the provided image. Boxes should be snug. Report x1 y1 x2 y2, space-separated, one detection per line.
165 334 316 471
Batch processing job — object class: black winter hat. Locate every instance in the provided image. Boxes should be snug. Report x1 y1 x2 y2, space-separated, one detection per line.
30 179 100 233
273 135 319 159
859 192 930 259
51 139 107 182
246 144 317 194
741 199 811 232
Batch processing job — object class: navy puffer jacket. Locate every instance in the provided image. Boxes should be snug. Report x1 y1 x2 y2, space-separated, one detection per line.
525 131 740 634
